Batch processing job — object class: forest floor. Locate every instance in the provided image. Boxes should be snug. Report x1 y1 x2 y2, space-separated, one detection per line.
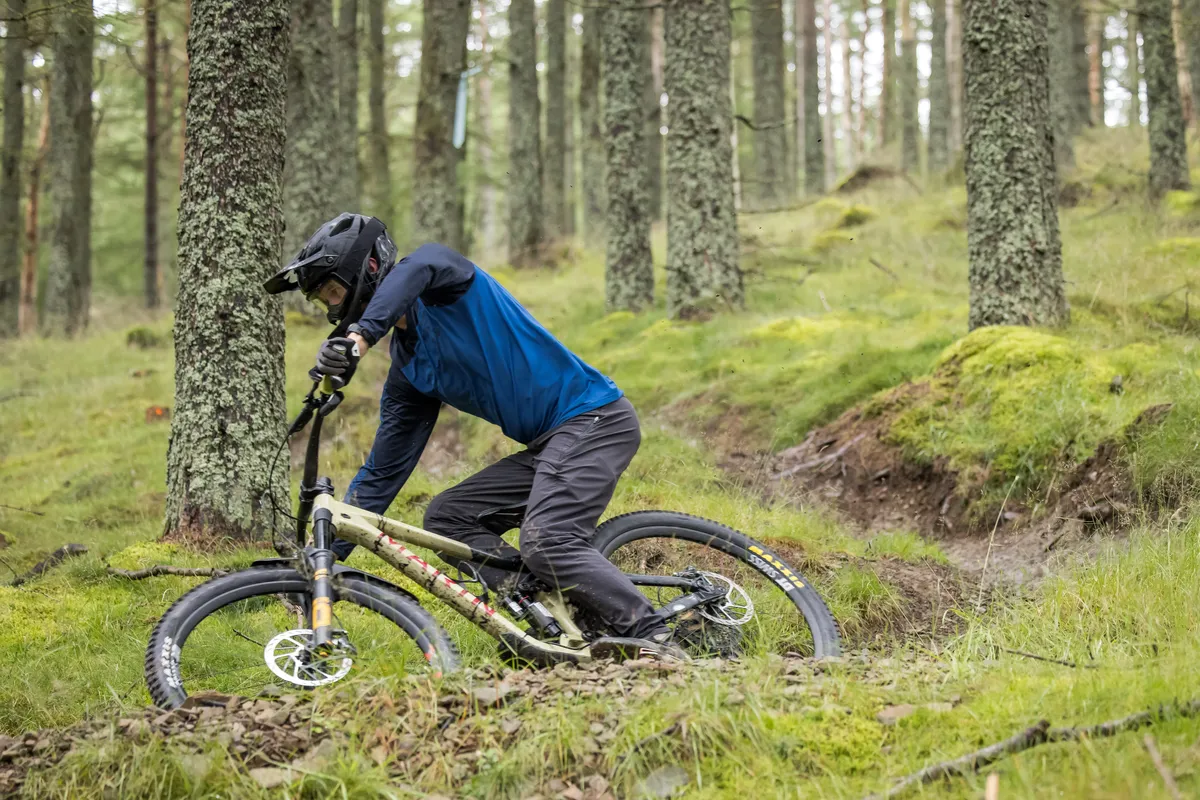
4 129 1200 798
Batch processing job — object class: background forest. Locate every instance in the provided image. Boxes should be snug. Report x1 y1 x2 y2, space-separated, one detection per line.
2 0 1200 798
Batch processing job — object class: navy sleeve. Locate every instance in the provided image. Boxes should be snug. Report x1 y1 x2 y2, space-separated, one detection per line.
355 243 476 345
341 366 441 518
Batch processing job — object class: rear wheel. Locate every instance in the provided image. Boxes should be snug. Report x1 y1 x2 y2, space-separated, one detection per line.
594 511 841 658
145 566 459 709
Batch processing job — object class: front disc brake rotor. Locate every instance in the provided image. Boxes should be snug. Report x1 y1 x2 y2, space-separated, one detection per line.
694 571 755 626
263 629 353 687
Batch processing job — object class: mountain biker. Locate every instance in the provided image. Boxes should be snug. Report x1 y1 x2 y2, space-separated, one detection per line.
264 213 682 660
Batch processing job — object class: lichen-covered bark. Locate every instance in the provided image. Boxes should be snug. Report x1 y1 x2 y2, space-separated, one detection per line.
751 0 791 205
928 0 950 172
471 8 499 254
42 0 93 336
580 7 606 246
801 0 823 193
1140 0 1190 197
283 0 336 262
508 0 543 265
544 0 568 238
0 0 26 335
335 0 359 214
644 7 664 220
412 0 469 248
664 0 742 318
881 0 896 144
167 0 289 543
603 5 653 311
1049 0 1076 171
963 0 1067 330
366 0 393 223
898 0 920 173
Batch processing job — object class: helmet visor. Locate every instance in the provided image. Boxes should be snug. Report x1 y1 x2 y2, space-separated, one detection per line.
306 277 349 312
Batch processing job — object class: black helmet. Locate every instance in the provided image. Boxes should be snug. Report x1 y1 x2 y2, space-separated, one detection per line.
264 213 398 328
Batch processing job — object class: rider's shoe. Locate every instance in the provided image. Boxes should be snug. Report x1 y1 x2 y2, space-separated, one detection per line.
590 634 689 663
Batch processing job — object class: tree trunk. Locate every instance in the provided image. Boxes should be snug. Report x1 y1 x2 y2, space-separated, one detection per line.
898 0 919 173
178 0 190 187
412 0 469 248
644 5 664 220
0 0 26 334
1140 0 1191 197
928 0 950 172
580 6 605 246
963 0 1067 330
1087 8 1105 125
42 0 93 336
841 9 857 170
366 0 393 224
544 0 567 238
335 0 359 213
1050 0 1076 171
1128 10 1142 124
821 0 837 186
729 62 742 210
948 0 964 153
751 0 791 205
144 0 160 310
565 25 578 236
284 0 336 262
167 0 289 543
1069 0 1091 128
603 4 653 311
664 0 741 318
508 0 543 265
1184 0 1200 123
20 76 49 336
1171 0 1194 125
881 0 896 144
472 7 498 256
801 0 824 193
858 0 870 153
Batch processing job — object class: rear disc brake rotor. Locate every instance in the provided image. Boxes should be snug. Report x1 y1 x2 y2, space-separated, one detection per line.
693 571 755 627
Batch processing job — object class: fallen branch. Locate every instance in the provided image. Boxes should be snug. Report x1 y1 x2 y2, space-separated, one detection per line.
1143 734 1183 800
0 503 44 516
866 700 1200 799
107 565 228 580
10 543 88 586
772 433 866 480
999 647 1096 669
868 258 899 282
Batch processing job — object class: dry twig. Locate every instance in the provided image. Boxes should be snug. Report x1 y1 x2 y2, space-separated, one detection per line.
771 434 866 480
106 565 228 580
868 258 899 282
10 543 88 587
998 647 1096 669
1143 735 1183 800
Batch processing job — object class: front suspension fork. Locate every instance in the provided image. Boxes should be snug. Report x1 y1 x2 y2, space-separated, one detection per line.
309 507 337 649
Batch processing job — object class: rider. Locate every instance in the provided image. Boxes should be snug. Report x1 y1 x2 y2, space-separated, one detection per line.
264 213 681 658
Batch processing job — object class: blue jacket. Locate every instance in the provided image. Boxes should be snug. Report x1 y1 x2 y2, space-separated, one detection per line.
354 243 622 445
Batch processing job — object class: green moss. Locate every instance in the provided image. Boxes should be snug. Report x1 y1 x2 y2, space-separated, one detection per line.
1146 237 1200 258
835 204 877 228
811 229 858 253
1163 190 1200 217
125 325 168 349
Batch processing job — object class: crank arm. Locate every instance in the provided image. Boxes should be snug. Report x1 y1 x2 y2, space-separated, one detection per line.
626 574 705 590
655 586 728 621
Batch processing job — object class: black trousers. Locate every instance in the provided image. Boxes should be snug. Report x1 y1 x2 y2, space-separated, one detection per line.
422 397 662 639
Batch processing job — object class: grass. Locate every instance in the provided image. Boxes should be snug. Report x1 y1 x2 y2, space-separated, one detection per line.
4 128 1200 796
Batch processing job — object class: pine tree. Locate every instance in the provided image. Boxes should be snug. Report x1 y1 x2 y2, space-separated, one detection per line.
412 0 469 248
1139 0 1190 197
144 0 160 309
0 0 26 334
167 0 290 542
366 0 393 223
928 0 950 173
644 7 664 220
1069 0 1090 128
603 4 653 311
948 0 964 153
335 0 359 213
963 0 1067 329
881 0 896 144
508 0 544 265
283 0 336 261
898 0 920 173
751 0 791 205
1049 0 1076 171
545 0 568 238
580 7 606 245
820 0 836 186
1127 10 1142 125
664 0 742 318
1184 0 1200 117
801 0 823 193
1087 9 1105 125
42 0 93 336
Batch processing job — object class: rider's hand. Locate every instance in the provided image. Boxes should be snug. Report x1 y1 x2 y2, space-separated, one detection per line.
315 337 360 384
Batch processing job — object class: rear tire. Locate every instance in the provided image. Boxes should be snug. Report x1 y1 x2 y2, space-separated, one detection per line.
594 511 841 658
146 566 459 709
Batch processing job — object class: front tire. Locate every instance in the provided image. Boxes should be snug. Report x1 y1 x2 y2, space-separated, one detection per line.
594 511 841 658
146 566 459 709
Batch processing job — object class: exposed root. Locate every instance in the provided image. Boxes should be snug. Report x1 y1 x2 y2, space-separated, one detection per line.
10 544 88 587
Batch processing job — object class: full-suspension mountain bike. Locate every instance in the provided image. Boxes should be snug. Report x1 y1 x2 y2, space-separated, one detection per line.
145 379 841 709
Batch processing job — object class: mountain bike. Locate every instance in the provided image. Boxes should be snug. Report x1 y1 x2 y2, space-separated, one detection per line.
145 380 841 709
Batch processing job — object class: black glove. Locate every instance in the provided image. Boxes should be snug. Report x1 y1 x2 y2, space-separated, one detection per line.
315 337 360 384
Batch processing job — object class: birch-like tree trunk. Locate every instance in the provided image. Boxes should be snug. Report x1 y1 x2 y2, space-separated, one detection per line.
508 0 544 265
42 0 93 336
580 7 605 246
840 9 857 170
644 5 664 220
0 0 26 333
412 0 469 248
1140 0 1190 196
964 0 1067 329
664 0 741 318
544 0 568 238
472 7 498 256
166 0 289 542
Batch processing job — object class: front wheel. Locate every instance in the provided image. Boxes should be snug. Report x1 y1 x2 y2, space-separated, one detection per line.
145 566 460 709
595 511 841 658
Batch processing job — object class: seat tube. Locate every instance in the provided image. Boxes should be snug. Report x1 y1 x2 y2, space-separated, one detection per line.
309 507 336 648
